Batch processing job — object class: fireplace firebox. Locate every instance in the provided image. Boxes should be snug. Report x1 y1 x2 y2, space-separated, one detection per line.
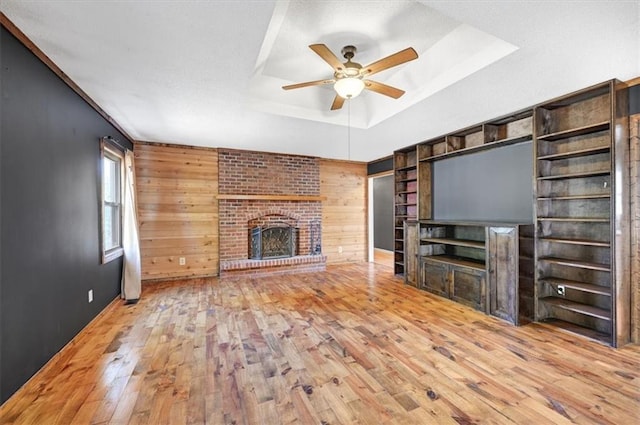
250 226 298 260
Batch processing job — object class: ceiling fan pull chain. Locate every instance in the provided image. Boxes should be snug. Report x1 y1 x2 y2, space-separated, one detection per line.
348 99 351 160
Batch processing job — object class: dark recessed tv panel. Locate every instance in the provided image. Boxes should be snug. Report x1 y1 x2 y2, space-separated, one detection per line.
433 141 533 222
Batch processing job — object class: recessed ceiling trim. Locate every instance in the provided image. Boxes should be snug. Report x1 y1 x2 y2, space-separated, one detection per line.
248 1 519 129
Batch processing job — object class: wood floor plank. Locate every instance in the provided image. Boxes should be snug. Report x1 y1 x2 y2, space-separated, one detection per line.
2 263 639 424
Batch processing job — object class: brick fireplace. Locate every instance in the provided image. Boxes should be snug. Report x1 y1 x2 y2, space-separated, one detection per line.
218 149 326 276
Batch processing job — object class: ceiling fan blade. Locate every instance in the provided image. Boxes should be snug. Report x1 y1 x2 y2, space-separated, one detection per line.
309 44 344 71
361 47 418 77
364 80 405 99
282 79 334 90
330 95 345 110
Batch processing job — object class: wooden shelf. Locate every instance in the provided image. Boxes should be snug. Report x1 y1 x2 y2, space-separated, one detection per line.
396 164 417 171
537 121 610 141
539 257 610 272
539 237 610 247
537 194 610 200
421 219 533 227
542 82 610 108
539 318 611 345
216 194 326 201
396 203 416 207
537 170 610 180
421 254 485 271
396 178 417 183
539 278 610 296
540 297 611 321
420 134 532 162
421 237 485 249
537 217 609 222
537 146 610 161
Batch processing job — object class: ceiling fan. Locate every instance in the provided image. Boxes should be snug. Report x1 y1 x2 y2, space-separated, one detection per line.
282 44 419 110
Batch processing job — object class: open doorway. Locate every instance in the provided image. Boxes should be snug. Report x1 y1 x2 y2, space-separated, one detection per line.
368 173 394 268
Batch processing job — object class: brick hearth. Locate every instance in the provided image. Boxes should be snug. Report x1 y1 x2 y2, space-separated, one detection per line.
219 254 326 277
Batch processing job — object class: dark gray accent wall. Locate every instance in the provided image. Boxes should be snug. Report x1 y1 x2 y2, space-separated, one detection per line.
368 156 393 175
630 84 640 115
1 26 132 403
373 174 394 251
433 141 534 222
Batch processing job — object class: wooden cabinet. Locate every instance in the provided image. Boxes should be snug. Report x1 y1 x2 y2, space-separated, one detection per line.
420 257 450 297
449 265 486 311
534 80 630 346
418 222 486 312
487 226 534 324
403 221 418 287
416 221 532 320
419 257 487 310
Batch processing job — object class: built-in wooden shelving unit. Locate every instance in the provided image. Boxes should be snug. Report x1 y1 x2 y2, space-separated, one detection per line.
391 79 631 347
394 80 631 346
393 147 418 275
533 79 630 347
393 108 533 277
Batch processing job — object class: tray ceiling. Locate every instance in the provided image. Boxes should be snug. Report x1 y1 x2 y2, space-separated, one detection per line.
249 1 517 129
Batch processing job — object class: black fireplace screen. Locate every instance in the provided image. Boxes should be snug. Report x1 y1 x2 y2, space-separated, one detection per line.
250 226 298 259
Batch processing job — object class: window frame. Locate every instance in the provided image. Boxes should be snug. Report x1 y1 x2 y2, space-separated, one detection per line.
100 138 125 264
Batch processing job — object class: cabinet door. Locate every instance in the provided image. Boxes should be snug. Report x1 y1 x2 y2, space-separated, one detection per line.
487 227 518 323
419 258 449 297
404 221 418 287
450 266 486 312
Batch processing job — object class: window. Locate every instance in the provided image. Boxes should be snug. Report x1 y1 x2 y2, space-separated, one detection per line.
101 139 125 263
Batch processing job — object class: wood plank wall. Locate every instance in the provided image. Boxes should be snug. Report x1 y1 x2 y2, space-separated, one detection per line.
134 143 219 280
630 114 639 343
320 159 368 264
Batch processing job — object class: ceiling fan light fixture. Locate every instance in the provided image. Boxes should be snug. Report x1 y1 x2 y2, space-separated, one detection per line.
334 77 365 99
284 44 418 109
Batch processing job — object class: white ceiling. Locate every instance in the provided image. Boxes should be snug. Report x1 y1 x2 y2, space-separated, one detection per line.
1 0 639 162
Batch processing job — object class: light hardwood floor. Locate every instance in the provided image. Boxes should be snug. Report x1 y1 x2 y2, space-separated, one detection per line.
373 248 394 269
1 263 639 424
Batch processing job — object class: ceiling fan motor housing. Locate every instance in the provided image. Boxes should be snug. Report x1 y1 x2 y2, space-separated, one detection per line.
341 45 357 60
337 45 362 78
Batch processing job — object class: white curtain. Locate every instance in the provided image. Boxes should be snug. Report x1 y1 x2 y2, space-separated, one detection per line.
121 149 141 301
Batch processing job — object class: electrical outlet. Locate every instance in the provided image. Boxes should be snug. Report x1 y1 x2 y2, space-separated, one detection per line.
557 285 565 296
179 257 186 266
88 289 93 303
